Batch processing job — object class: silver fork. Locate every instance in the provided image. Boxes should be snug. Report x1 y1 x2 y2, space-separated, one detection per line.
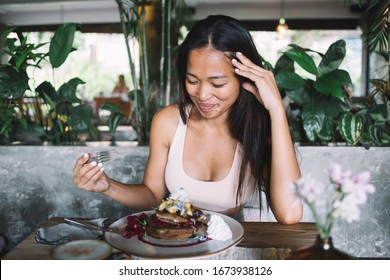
87 150 116 164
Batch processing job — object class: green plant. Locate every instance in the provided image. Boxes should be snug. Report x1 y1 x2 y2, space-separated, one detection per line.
101 101 124 141
354 49 389 146
0 27 41 143
274 39 389 146
275 40 352 144
346 0 389 53
340 0 389 146
0 23 99 145
115 0 192 145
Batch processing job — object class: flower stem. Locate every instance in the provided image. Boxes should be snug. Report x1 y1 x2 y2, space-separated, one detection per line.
307 202 331 239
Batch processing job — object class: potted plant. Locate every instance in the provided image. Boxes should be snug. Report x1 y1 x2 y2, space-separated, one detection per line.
343 0 389 146
271 0 389 147
272 39 389 146
0 23 100 145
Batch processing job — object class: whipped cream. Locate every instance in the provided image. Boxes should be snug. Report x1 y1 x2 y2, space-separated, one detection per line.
169 188 190 202
207 214 232 241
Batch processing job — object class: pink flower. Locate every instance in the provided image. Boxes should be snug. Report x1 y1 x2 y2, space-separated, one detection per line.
340 178 356 193
349 173 375 204
291 162 376 239
329 162 352 186
329 162 343 183
291 174 324 204
353 171 371 185
339 170 375 204
332 194 361 223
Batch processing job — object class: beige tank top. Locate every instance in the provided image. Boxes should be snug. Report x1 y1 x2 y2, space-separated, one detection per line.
165 110 255 213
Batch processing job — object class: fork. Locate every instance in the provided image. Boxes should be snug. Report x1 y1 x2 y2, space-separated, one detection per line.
64 218 123 235
87 150 116 164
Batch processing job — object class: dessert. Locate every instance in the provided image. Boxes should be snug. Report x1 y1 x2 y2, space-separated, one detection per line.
206 214 233 241
145 192 208 240
123 188 232 242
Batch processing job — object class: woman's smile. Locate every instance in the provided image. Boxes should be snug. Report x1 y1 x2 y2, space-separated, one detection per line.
186 46 240 119
197 102 217 113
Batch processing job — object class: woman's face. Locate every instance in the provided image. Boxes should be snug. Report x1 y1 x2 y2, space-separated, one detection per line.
185 46 240 119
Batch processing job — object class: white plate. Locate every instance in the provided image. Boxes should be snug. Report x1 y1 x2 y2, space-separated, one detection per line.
50 239 112 260
105 210 244 259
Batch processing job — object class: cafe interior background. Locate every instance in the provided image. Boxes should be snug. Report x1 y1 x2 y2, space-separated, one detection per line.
0 0 389 259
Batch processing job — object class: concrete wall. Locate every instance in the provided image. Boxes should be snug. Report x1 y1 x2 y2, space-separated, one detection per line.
0 145 389 258
295 146 390 258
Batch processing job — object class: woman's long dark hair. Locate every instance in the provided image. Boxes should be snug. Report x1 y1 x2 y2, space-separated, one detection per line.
176 15 272 209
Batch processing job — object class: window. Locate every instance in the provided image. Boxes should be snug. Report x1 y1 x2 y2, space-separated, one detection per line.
24 32 131 102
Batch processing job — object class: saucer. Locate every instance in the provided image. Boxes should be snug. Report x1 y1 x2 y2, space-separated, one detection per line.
51 239 112 260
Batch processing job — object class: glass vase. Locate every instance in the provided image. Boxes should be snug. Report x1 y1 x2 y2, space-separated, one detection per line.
285 235 354 260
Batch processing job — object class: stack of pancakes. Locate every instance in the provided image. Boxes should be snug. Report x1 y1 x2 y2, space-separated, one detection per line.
145 199 207 240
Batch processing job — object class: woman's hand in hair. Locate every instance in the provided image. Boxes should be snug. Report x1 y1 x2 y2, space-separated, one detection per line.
232 52 284 115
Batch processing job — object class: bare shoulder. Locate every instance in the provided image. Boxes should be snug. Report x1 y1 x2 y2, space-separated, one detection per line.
150 104 180 147
152 104 180 126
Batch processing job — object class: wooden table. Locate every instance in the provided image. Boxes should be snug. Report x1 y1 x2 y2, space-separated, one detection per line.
2 218 317 260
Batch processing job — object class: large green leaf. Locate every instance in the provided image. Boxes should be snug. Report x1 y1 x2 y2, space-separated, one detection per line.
316 115 333 142
101 102 122 113
0 66 29 99
275 70 305 90
285 85 311 106
368 124 382 145
58 78 85 103
314 70 352 98
108 112 124 135
381 130 390 145
55 101 71 115
283 48 318 76
320 95 349 117
302 102 325 142
49 23 77 68
68 104 93 131
367 104 388 121
287 44 324 57
100 100 124 134
338 112 363 145
359 132 373 146
365 119 389 145
0 105 17 136
36 81 57 102
0 118 13 135
274 54 295 74
317 39 346 77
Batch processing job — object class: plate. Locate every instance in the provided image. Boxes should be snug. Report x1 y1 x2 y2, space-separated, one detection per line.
50 239 112 260
105 210 244 259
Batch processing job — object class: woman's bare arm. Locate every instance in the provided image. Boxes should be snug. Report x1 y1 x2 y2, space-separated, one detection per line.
232 52 303 224
72 105 179 210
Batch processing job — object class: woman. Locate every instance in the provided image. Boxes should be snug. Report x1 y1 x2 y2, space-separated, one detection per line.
73 15 302 224
111 74 129 102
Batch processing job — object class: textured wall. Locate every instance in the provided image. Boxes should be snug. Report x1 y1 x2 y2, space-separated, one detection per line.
244 146 390 258
0 145 389 258
296 146 390 258
0 146 148 254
